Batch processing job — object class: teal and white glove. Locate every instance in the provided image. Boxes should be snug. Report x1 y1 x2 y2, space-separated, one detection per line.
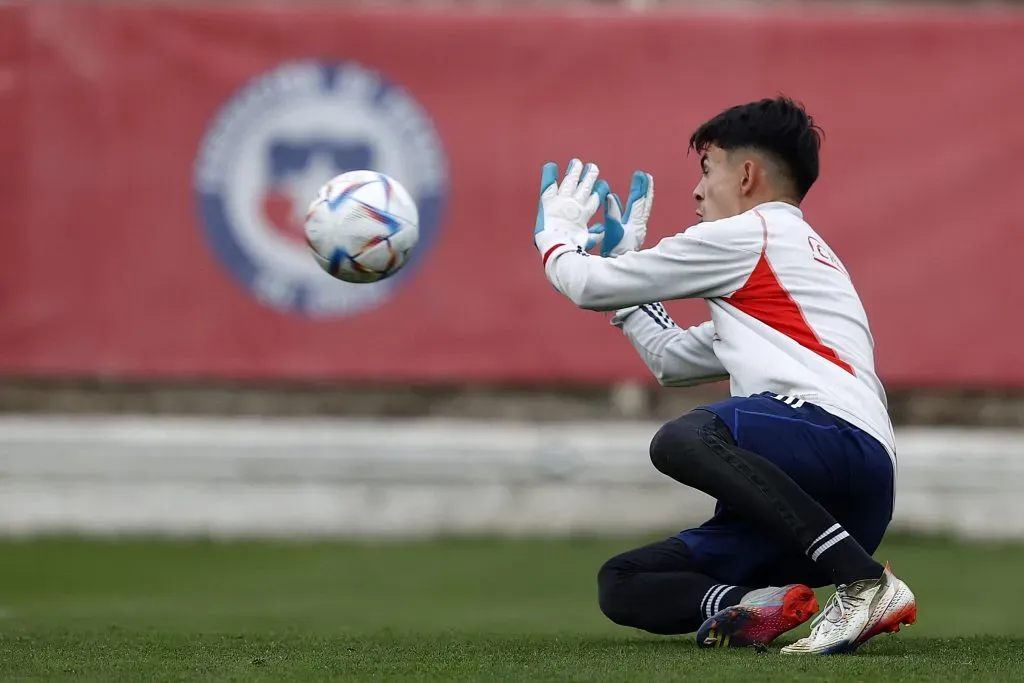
591 170 655 258
534 159 609 264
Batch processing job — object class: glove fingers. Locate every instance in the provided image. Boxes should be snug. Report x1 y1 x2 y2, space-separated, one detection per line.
558 158 583 196
594 179 610 210
621 171 642 223
585 223 604 251
605 193 623 223
540 162 559 196
601 193 625 258
626 171 659 224
583 178 609 217
633 172 654 224
535 162 560 235
574 163 600 202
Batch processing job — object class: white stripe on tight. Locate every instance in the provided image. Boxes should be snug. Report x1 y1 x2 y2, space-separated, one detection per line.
806 523 842 555
811 531 850 561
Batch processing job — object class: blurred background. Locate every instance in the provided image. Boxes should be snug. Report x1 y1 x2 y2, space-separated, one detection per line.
1 0 1024 679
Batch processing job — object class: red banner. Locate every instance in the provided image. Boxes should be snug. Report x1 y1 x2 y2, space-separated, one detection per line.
2 5 1023 386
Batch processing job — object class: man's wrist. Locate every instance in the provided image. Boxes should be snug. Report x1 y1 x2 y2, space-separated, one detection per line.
535 222 581 265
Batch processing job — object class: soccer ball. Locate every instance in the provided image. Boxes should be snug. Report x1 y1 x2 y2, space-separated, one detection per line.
304 171 420 283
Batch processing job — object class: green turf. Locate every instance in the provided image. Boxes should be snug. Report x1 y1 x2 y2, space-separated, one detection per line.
1 534 1022 681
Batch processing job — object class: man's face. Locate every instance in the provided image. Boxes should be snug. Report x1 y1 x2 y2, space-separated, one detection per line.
692 145 745 223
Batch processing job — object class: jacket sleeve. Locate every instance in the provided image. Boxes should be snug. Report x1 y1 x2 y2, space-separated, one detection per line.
542 214 764 310
613 304 728 387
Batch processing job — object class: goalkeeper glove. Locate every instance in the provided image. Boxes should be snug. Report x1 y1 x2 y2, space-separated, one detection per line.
589 170 654 258
533 158 609 263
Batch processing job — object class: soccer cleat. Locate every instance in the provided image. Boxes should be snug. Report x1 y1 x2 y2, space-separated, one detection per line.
780 562 917 655
697 584 819 649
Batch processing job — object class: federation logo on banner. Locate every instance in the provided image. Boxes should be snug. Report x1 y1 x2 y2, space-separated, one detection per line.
194 60 448 317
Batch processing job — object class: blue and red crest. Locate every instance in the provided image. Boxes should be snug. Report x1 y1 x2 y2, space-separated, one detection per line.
193 61 448 317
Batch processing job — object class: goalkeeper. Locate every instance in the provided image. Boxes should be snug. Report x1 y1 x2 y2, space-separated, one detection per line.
532 97 916 654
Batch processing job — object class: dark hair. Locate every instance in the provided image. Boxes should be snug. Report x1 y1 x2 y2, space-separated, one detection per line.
688 97 823 200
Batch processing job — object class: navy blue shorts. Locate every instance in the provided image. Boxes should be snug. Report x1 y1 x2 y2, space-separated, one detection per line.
675 392 895 588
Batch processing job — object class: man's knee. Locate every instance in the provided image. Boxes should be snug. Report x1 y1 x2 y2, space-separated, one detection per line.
596 555 635 626
649 410 726 480
597 540 710 635
597 539 698 629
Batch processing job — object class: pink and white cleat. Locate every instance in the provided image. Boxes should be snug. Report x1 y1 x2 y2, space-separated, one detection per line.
781 562 917 655
697 584 819 649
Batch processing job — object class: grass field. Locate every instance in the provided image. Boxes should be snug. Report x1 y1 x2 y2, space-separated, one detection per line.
1 534 1023 681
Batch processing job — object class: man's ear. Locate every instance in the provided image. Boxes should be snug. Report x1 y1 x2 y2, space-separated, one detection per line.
739 159 758 196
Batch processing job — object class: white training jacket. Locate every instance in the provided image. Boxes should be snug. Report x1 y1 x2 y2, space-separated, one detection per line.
539 201 895 463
